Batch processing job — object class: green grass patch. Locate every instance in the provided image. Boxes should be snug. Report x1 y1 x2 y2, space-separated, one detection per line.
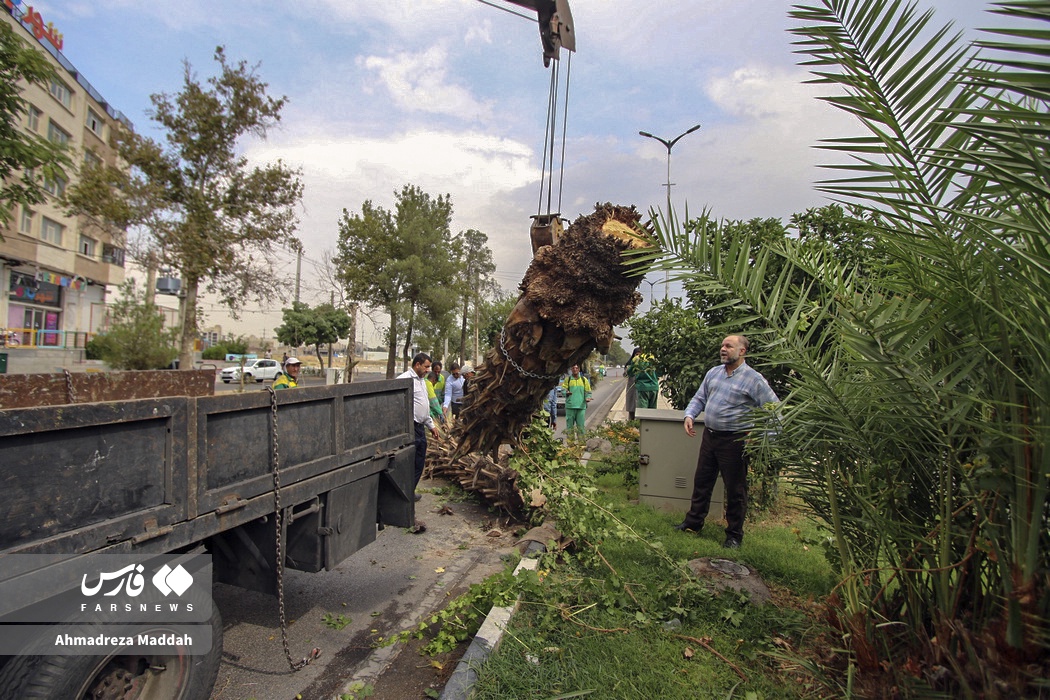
464 419 836 698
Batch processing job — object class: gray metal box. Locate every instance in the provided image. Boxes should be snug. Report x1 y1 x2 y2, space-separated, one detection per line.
637 408 723 515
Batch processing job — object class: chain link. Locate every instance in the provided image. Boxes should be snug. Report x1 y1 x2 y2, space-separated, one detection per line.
499 328 563 380
63 368 78 404
267 387 321 672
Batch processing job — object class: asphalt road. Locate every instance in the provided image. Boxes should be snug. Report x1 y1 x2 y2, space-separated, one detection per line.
207 371 626 699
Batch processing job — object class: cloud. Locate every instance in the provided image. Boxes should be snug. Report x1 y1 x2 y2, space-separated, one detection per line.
245 127 541 278
706 66 816 121
360 45 495 121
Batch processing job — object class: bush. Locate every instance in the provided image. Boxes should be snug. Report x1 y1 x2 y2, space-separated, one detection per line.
201 344 227 361
84 334 113 361
94 281 178 370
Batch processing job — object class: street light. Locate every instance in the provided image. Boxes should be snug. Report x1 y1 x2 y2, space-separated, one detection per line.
643 279 657 306
639 124 701 299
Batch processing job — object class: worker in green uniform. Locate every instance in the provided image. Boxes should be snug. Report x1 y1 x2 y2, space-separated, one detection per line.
273 357 301 389
626 349 659 409
561 364 592 440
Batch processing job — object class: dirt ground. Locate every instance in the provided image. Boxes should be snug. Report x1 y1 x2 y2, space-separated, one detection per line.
355 478 527 700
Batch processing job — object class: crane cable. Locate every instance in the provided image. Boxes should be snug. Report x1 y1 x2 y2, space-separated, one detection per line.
537 50 572 218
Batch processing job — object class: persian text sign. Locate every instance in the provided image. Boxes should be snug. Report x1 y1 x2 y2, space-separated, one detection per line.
0 553 214 655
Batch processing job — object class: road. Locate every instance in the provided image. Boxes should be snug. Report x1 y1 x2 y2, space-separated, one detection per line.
208 370 626 699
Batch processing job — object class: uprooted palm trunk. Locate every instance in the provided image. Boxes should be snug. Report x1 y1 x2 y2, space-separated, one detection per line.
426 431 526 517
454 203 649 457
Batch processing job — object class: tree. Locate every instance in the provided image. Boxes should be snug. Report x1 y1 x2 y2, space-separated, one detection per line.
453 229 498 363
625 298 721 409
0 22 71 236
274 302 351 368
604 340 630 366
65 47 303 369
334 185 458 378
633 2 1050 694
477 290 516 353
91 281 178 370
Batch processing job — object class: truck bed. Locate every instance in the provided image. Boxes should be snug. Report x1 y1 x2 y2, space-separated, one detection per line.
0 379 416 560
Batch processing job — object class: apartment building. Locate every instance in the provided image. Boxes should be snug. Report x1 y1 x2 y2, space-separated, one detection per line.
0 2 128 353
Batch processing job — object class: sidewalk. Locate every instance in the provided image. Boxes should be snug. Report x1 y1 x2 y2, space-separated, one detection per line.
605 384 674 423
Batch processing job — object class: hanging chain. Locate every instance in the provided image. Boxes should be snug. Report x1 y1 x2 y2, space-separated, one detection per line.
267 387 320 672
499 328 563 380
63 368 78 404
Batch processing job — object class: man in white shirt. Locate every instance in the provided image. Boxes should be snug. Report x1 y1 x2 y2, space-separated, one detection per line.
443 362 465 417
398 353 439 503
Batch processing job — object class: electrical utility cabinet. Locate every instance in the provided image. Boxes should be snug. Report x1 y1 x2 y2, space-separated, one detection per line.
637 408 723 515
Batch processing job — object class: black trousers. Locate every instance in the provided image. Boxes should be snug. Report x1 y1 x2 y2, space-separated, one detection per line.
682 427 749 540
413 422 427 488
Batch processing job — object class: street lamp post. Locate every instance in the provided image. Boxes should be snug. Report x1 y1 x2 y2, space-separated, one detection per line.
639 124 701 299
643 279 657 306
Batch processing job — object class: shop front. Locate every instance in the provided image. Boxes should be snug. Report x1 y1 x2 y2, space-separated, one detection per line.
6 271 66 347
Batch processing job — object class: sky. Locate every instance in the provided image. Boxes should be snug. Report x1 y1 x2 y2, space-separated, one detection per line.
42 0 999 346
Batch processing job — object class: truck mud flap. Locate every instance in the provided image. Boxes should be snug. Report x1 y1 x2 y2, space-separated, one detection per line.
376 446 414 528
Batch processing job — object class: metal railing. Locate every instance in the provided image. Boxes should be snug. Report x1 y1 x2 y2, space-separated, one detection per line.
0 328 90 349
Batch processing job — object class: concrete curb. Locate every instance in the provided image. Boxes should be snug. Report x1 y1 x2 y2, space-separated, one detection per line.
439 541 545 700
439 379 663 699
341 549 491 694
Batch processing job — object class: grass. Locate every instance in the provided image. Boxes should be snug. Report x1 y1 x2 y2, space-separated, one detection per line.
467 455 837 699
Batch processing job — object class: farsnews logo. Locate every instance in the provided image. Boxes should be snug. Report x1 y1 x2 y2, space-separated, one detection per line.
152 563 193 596
81 564 193 598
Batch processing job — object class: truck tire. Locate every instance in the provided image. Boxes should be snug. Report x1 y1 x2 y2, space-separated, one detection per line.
1 609 222 700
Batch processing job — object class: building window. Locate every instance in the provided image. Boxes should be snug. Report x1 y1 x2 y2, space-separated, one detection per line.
27 105 41 131
79 235 97 258
84 150 103 169
101 243 125 267
19 207 34 234
43 175 67 197
47 121 70 145
49 78 73 109
86 108 104 138
41 216 64 245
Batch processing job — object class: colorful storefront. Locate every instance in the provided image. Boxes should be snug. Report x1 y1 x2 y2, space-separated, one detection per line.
3 269 92 348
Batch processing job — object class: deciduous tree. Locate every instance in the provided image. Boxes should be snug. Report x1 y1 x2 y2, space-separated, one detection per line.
90 281 178 370
65 47 303 369
334 185 457 377
0 22 71 236
274 301 351 368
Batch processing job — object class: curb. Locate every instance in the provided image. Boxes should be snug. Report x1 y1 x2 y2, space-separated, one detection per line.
341 549 492 694
439 378 648 699
439 541 545 700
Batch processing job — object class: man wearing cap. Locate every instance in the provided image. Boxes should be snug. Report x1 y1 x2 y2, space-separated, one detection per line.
399 353 440 503
273 357 302 389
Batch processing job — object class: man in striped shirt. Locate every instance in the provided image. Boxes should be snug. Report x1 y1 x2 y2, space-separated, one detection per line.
678 335 779 549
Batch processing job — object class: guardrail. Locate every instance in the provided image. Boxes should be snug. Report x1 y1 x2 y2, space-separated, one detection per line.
0 328 90 349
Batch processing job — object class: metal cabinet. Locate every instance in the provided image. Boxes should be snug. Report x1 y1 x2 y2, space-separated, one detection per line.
637 408 723 515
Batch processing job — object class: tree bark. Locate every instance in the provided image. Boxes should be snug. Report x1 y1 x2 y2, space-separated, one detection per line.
453 203 650 456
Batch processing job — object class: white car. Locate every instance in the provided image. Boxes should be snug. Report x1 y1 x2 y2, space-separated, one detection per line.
221 358 282 383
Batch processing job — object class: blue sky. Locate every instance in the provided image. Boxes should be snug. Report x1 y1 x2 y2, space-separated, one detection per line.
46 0 997 343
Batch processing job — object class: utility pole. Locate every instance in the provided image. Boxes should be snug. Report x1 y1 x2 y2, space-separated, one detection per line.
294 246 302 305
639 124 701 299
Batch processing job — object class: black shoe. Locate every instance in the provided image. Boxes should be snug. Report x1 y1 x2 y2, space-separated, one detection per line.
414 492 422 502
674 522 700 533
722 537 741 549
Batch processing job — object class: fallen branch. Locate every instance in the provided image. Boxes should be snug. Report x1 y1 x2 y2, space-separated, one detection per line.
674 634 749 681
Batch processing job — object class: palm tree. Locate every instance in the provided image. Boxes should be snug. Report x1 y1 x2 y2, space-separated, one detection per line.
631 1 1049 694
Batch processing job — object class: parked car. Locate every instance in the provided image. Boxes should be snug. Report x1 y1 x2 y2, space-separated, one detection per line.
221 358 282 383
556 385 566 415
